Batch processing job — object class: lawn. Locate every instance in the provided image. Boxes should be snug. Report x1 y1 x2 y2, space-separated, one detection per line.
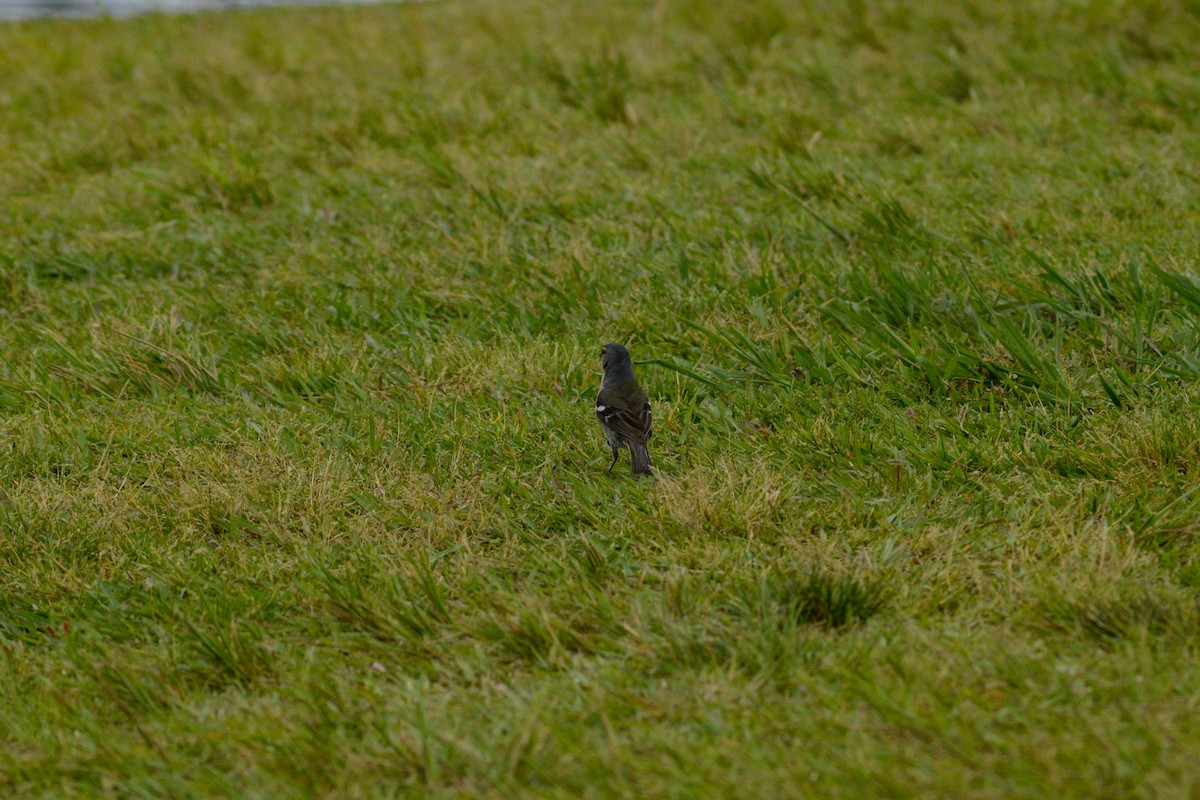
3 0 1200 796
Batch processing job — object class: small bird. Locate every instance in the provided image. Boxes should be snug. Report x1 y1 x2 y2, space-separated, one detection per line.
596 343 653 475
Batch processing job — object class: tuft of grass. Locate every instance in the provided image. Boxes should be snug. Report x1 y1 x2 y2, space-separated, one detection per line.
744 566 890 631
316 556 453 647
1040 592 1196 644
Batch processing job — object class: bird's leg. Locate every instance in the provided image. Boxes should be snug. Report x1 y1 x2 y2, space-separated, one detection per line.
608 448 619 473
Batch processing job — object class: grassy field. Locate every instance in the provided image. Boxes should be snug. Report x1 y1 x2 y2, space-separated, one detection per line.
3 0 1200 796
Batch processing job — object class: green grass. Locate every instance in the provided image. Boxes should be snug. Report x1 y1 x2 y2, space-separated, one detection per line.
3 0 1200 795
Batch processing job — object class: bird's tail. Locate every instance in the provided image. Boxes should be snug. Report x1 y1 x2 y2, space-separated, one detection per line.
629 443 653 475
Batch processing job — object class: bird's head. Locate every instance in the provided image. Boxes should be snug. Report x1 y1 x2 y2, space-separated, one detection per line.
600 343 632 375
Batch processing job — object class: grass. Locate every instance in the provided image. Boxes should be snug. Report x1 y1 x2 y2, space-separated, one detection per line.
2 0 1200 795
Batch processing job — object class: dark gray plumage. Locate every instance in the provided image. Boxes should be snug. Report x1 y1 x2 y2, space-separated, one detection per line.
595 343 652 475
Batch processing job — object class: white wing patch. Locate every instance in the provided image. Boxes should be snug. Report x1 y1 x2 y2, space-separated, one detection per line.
596 405 606 412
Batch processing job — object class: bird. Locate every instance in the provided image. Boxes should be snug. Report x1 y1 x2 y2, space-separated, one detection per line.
595 343 653 475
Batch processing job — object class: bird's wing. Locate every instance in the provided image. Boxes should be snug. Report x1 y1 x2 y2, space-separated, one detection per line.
596 395 652 445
